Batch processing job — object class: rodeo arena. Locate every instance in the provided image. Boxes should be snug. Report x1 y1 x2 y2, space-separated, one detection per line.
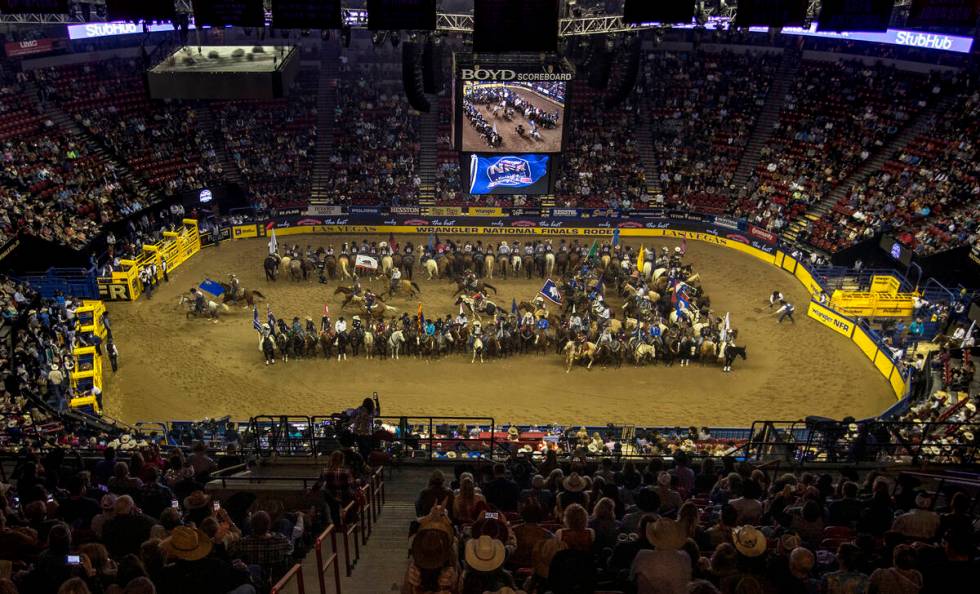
4 2 980 594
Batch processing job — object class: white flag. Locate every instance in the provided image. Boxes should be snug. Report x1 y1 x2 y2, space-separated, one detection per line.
963 319 976 348
268 228 278 255
354 254 378 270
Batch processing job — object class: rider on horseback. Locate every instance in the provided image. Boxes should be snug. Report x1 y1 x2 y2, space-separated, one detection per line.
229 274 241 298
464 269 478 293
364 289 377 310
190 288 205 316
291 316 304 338
390 267 402 293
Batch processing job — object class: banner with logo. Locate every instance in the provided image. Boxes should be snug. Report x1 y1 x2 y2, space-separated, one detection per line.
4 38 66 58
807 300 855 338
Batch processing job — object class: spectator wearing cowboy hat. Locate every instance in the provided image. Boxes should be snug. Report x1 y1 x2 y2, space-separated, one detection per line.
403 520 458 594
654 471 683 516
891 491 941 540
102 495 156 559
630 518 692 594
159 526 254 594
727 525 770 591
556 472 589 515
461 535 515 594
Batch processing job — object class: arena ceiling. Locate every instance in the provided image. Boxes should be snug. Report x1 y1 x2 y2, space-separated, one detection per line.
0 1 964 37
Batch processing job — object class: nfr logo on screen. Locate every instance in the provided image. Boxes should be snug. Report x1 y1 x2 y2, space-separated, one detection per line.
469 154 548 194
487 157 533 188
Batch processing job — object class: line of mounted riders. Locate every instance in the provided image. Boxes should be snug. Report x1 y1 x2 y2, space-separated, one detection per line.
251 239 746 372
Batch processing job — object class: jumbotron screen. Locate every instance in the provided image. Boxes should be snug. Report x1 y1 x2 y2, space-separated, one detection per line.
453 55 571 154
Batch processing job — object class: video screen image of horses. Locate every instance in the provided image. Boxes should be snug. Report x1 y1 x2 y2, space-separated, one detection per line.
106 234 895 428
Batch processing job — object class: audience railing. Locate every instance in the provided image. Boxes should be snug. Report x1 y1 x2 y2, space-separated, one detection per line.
314 525 342 594
271 562 306 594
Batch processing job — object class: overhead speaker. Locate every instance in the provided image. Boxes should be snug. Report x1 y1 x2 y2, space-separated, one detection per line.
402 42 430 113
604 39 641 108
422 37 443 94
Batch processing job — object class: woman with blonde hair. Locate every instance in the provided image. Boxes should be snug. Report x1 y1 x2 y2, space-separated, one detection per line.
589 497 619 552
555 503 594 552
451 476 485 525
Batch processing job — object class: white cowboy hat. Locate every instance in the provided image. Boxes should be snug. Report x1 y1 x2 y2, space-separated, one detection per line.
472 320 482 326
674 247 681 252
967 402 977 412
963 431 974 441
733 525 767 557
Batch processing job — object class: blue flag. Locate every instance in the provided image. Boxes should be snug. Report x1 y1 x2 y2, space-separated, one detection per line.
252 306 262 333
539 279 562 305
612 229 620 247
199 278 225 296
588 279 604 302
511 298 518 315
267 304 275 327
428 232 435 252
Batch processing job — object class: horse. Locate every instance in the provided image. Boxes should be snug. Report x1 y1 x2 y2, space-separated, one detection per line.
363 331 375 359
563 340 596 372
451 278 498 297
699 340 717 363
423 258 439 280
455 295 499 321
286 259 303 281
381 255 394 277
324 255 337 279
521 254 534 279
388 329 406 359
723 345 747 372
264 255 280 281
218 282 265 308
348 327 364 357
634 343 656 365
319 330 335 358
483 253 495 279
555 251 568 276
383 280 422 300
511 253 523 277
471 336 484 364
338 255 352 279
596 339 624 368
334 331 349 361
497 254 510 279
179 295 228 321
544 252 555 278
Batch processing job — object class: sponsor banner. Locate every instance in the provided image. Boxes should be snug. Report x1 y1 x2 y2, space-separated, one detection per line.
422 206 465 217
634 208 667 219
748 224 777 245
96 280 132 301
726 233 750 245
232 225 258 239
510 208 541 217
4 38 65 57
348 206 381 215
200 227 231 246
466 207 504 217
304 205 344 216
272 207 304 217
714 216 741 231
390 206 420 215
669 211 708 223
807 300 856 338
549 208 579 218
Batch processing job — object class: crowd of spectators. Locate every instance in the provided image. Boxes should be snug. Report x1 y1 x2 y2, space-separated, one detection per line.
809 85 978 255
735 60 937 236
644 50 779 214
217 69 318 210
553 80 646 209
34 59 221 196
404 452 979 594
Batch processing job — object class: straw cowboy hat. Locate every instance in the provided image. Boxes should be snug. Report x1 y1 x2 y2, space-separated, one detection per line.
562 472 586 493
645 518 686 551
733 525 767 558
507 426 520 437
465 535 505 572
161 526 213 561
966 402 977 413
411 528 451 570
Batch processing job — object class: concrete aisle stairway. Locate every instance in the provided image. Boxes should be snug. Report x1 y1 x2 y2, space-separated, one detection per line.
312 41 340 204
636 108 661 199
199 104 246 187
275 465 430 594
730 48 801 189
781 94 954 244
417 108 439 205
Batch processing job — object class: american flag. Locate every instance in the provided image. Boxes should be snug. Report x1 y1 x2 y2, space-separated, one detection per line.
252 306 262 332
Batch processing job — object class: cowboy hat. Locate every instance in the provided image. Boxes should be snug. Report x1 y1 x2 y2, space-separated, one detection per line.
183 490 211 510
733 525 767 557
645 518 686 551
967 402 977 412
657 471 672 487
411 528 451 570
964 431 975 441
465 535 505 572
507 426 519 437
587 443 598 453
161 526 213 561
562 472 586 493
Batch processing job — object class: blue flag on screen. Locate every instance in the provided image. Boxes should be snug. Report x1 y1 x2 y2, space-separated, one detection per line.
199 279 224 296
539 279 562 305
469 154 549 194
252 306 262 333
511 298 518 315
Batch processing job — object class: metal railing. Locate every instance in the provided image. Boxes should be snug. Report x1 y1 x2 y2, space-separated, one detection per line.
271 562 305 594
314 525 342 594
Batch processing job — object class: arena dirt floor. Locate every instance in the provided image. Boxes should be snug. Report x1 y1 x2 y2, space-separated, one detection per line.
102 234 895 428
462 87 564 153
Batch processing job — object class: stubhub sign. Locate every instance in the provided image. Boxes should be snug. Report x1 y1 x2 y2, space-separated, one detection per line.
68 22 191 40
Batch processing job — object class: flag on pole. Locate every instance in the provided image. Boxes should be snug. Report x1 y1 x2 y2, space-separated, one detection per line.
267 304 275 326
636 245 646 272
588 279 604 302
417 302 424 333
388 232 398 253
586 239 599 260
511 298 518 315
354 254 378 270
612 229 620 247
252 306 262 332
268 228 278 255
539 279 563 305
323 304 330 317
459 302 465 316
680 237 687 256
721 312 730 341
427 232 435 252
963 319 976 348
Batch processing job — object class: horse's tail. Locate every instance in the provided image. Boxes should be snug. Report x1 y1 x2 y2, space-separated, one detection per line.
220 303 230 311
483 282 498 294
411 281 422 294
252 290 266 300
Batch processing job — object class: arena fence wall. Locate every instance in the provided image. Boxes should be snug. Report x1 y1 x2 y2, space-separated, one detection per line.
227 213 911 403
69 300 108 415
97 219 202 301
